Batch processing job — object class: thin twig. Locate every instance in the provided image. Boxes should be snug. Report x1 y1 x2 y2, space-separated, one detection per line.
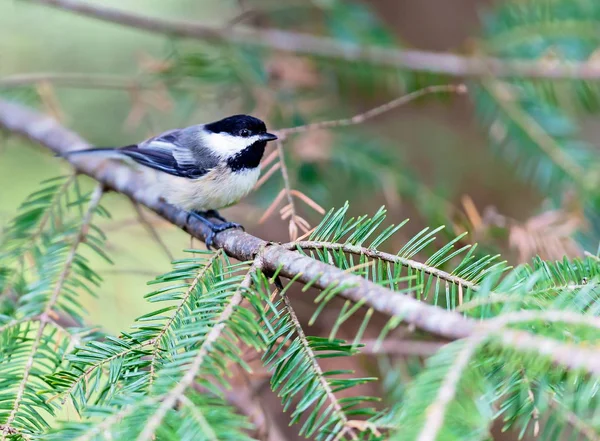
28 0 600 81
276 84 467 138
132 201 174 261
253 161 281 190
359 339 445 356
1 184 104 441
135 265 257 441
276 140 301 240
0 72 198 91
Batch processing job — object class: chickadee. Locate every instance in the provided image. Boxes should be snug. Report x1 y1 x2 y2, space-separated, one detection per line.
64 115 278 248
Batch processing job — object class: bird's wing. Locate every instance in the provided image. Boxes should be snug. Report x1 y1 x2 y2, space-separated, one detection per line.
119 129 213 179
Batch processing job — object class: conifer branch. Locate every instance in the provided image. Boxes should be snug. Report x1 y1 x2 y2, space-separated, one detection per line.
0 184 104 440
0 98 476 340
147 250 223 387
549 397 600 441
481 80 588 188
135 266 256 441
24 0 600 81
178 395 219 441
496 330 600 376
282 294 357 440
287 241 479 290
51 341 150 404
415 337 484 441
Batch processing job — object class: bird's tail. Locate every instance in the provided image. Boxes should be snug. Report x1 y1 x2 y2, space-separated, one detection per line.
58 147 127 160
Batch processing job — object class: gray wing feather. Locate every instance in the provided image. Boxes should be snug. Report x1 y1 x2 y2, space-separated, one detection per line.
121 128 219 179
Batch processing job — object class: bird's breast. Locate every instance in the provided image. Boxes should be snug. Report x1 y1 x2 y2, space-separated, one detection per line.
155 165 260 211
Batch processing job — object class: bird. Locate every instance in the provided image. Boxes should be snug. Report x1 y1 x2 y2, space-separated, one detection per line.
62 114 278 248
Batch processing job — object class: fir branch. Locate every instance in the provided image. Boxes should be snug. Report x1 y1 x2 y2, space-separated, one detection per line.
0 184 104 440
480 80 588 188
25 0 600 80
0 322 47 440
73 399 143 441
496 329 600 376
147 250 223 387
457 282 596 312
0 98 476 340
135 266 256 441
287 241 479 290
178 395 219 441
282 294 358 440
51 341 149 404
549 397 600 441
42 184 104 318
414 336 485 441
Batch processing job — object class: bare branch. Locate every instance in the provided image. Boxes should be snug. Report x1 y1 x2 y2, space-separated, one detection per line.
26 0 600 81
0 72 197 91
131 201 174 261
276 84 467 138
359 339 445 356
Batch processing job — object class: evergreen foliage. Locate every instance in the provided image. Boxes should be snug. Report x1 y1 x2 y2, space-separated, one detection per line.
0 177 597 440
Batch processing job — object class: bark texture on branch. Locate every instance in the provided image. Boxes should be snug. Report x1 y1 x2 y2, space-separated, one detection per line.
0 99 476 340
25 0 600 80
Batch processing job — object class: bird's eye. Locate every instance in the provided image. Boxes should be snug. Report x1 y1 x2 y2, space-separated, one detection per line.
240 129 250 137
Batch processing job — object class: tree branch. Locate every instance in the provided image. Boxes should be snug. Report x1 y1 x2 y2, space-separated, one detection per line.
26 0 600 80
0 99 476 341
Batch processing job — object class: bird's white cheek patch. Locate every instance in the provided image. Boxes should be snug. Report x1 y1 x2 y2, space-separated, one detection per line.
201 133 261 158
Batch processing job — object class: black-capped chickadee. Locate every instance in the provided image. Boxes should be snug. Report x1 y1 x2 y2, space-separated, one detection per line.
64 115 278 248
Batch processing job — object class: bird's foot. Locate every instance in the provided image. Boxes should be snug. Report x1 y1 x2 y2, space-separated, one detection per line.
203 209 227 223
188 211 244 249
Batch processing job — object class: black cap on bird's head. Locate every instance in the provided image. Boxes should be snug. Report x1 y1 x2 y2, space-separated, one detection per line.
205 114 277 142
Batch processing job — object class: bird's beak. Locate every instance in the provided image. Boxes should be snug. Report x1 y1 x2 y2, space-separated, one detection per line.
261 132 278 142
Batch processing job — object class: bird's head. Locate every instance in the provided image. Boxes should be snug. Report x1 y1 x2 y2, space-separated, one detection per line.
201 114 277 158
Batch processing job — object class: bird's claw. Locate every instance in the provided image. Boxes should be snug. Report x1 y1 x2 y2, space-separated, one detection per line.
188 211 244 249
204 222 243 249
